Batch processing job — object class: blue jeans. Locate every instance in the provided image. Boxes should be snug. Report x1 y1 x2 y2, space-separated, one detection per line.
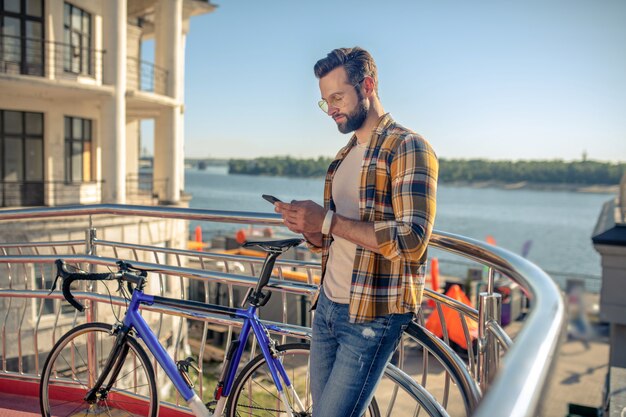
310 289 413 417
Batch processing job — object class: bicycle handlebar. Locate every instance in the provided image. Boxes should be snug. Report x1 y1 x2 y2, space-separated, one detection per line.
55 259 145 312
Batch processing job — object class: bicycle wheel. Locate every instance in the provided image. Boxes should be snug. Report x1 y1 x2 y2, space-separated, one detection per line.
401 322 481 416
40 322 158 417
226 342 380 417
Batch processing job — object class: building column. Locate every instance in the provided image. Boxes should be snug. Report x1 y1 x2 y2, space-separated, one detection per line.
154 0 183 204
179 32 187 194
101 0 127 204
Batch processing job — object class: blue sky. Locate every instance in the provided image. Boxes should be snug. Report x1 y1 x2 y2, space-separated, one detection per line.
145 0 626 162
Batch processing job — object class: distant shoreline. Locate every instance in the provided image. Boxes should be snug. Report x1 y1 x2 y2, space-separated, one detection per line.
442 180 618 194
189 167 618 194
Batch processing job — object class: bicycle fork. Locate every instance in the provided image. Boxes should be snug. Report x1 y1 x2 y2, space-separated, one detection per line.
83 325 131 405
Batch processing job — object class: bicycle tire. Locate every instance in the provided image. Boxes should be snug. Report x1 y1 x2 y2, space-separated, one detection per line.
226 342 381 417
402 321 482 416
40 322 158 417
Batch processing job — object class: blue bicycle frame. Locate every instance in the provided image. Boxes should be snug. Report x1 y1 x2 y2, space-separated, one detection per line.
122 286 297 415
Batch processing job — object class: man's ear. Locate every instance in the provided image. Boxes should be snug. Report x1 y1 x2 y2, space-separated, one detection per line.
362 76 376 98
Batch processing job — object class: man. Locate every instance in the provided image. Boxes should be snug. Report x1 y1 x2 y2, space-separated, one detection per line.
275 47 438 417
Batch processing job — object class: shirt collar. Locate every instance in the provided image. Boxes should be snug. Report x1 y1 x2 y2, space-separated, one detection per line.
338 113 394 159
373 113 394 135
361 113 394 148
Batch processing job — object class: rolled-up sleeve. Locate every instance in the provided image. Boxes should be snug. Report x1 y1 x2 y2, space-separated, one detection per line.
374 135 438 262
305 238 323 254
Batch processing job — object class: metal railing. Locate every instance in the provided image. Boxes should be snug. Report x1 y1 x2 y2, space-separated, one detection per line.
0 34 104 79
127 56 169 95
0 204 565 416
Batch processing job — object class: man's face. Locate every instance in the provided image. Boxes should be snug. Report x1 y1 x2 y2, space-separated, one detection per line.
319 67 368 134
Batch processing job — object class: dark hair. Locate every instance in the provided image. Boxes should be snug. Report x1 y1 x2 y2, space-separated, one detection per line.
314 47 378 95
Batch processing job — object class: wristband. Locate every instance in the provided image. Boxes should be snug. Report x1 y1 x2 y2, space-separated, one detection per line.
321 210 334 235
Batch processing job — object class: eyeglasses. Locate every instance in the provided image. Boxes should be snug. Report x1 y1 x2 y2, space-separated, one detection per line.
318 78 364 114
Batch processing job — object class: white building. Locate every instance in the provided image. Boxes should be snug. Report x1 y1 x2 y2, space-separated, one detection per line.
0 1 217 368
0 0 215 207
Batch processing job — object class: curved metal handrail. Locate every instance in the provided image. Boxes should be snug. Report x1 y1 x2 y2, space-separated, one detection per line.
0 204 566 417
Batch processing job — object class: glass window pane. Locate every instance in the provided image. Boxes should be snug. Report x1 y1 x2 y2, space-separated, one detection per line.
2 17 20 36
83 13 91 36
63 30 71 71
4 0 21 13
26 21 42 39
81 36 88 73
72 117 82 139
64 3 70 26
27 39 43 58
26 23 43 75
26 0 43 17
71 32 81 73
25 139 43 181
64 117 71 139
25 112 43 135
83 141 91 181
65 141 71 182
83 119 91 140
4 111 22 135
72 7 82 30
4 138 23 181
2 17 21 63
72 142 82 182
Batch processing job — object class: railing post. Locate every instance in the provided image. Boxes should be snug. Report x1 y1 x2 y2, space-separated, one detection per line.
85 222 98 387
85 224 97 324
477 268 502 391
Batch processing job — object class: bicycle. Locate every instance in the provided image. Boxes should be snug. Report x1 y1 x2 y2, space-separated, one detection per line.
39 238 384 417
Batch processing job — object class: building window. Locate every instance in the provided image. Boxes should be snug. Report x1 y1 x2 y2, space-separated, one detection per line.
0 0 45 76
64 116 92 183
1 109 44 207
63 2 91 75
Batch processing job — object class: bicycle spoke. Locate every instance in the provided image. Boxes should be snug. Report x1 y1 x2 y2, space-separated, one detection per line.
56 352 90 391
104 400 137 417
53 400 88 417
42 325 156 417
111 364 147 388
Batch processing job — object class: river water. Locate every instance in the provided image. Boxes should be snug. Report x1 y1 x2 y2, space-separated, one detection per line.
185 167 613 292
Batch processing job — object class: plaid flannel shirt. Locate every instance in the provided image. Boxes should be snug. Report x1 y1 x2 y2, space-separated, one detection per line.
310 113 438 323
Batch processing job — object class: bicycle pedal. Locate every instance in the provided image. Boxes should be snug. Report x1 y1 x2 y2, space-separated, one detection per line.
177 356 199 372
176 357 199 388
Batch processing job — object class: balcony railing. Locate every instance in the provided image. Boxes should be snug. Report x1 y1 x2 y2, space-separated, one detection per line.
0 34 104 80
0 204 565 416
127 56 168 95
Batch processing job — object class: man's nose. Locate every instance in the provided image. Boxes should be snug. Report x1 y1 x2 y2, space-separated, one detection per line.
328 105 339 116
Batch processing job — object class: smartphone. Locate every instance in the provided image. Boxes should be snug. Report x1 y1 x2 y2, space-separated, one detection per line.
262 194 282 204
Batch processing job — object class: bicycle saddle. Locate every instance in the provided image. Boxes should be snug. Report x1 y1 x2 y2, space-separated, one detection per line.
243 238 304 252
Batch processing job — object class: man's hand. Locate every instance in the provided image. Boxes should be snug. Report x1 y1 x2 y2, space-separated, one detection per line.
275 200 326 234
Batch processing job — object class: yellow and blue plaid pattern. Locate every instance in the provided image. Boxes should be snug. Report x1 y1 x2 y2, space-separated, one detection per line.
314 113 438 323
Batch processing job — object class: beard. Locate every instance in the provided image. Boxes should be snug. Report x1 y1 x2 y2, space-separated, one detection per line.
336 97 368 134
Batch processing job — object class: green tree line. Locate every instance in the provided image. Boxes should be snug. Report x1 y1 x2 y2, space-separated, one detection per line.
228 157 626 185
229 156 334 177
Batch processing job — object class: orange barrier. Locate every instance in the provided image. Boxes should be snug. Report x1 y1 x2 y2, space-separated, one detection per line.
426 257 440 308
425 284 478 347
187 226 209 250
430 257 440 291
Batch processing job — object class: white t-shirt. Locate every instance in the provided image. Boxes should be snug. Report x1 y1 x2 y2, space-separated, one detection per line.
323 142 367 303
